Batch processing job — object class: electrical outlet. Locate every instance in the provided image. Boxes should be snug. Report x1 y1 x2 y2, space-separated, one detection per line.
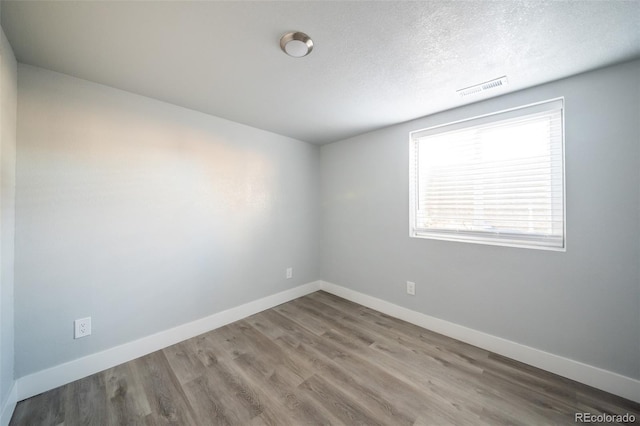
286 267 293 279
406 281 416 296
74 317 91 339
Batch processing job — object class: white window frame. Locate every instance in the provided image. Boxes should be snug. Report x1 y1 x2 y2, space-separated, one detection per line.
409 98 566 251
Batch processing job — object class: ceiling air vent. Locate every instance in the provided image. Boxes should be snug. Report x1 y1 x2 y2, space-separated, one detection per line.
456 76 508 97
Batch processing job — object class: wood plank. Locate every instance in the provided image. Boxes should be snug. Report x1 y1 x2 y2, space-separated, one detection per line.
232 353 336 425
162 339 206 385
130 351 196 425
9 385 66 426
309 290 490 362
10 291 640 425
288 341 416 425
104 362 152 426
181 373 237 425
297 294 489 383
182 348 264 425
288 297 377 345
298 374 384 426
247 308 351 360
294 339 467 424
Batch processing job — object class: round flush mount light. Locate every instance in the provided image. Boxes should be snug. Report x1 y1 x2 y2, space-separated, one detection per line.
280 32 313 58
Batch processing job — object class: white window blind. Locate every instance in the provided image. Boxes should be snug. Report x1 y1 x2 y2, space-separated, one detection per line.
409 99 565 250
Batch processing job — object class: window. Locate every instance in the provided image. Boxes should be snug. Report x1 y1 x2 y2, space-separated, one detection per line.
409 98 565 250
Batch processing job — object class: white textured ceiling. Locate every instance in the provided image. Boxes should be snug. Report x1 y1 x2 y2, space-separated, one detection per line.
2 1 639 144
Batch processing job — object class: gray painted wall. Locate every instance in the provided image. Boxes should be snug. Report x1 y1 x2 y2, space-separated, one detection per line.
320 60 640 379
0 25 17 409
14 64 320 377
8 51 640 389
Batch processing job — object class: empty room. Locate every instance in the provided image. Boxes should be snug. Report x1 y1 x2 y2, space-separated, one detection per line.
1 1 639 424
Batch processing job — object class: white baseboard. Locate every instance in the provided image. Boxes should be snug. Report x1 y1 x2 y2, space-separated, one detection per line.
16 281 322 401
14 279 640 406
0 382 17 426
319 281 640 404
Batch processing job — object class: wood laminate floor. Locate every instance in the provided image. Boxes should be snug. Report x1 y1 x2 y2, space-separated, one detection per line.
11 291 640 425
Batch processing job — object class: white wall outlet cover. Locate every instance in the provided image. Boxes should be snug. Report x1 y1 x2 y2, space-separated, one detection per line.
74 317 91 339
286 267 293 279
406 281 416 295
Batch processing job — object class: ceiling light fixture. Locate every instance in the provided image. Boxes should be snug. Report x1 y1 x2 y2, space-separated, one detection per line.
456 76 508 97
280 32 313 58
